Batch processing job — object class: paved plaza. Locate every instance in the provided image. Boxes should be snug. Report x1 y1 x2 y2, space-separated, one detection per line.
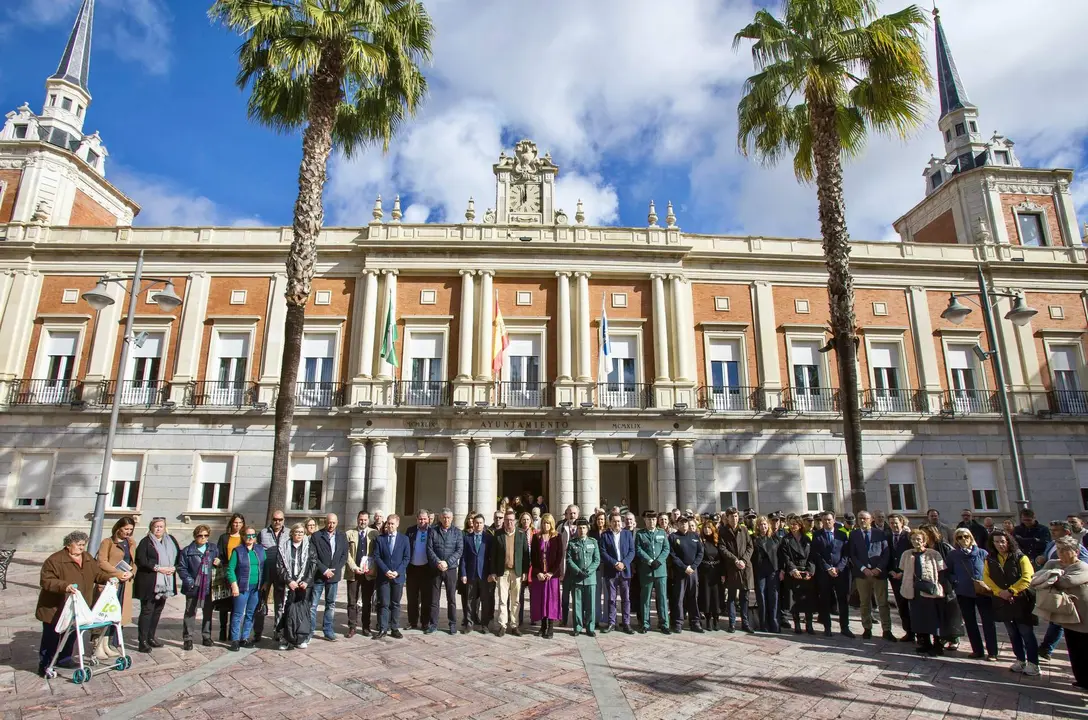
1 553 1086 720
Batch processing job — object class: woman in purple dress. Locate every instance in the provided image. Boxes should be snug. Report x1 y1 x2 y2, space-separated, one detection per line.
530 513 564 639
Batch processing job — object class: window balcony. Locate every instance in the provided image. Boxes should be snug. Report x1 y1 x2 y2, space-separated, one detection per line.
783 386 839 413
185 380 261 408
395 380 451 407
697 385 763 412
295 381 344 409
8 378 83 406
493 381 550 408
99 380 169 407
862 388 926 414
943 389 998 415
1048 389 1088 416
594 382 654 410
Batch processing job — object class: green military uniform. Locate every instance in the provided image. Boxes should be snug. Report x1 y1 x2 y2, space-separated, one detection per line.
566 534 600 633
636 527 670 631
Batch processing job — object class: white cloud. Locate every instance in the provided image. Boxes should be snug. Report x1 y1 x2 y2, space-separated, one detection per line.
111 167 262 227
324 0 1086 241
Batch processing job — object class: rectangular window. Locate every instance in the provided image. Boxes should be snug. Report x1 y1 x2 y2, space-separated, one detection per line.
707 338 743 410
1077 461 1088 512
930 173 943 190
503 334 542 407
124 332 163 405
405 332 443 405
298 332 336 406
44 330 78 383
289 458 324 512
947 343 986 413
1017 212 1045 247
14 124 28 139
108 455 142 510
994 150 1010 165
13 453 53 508
1049 345 1086 414
969 121 978 133
602 335 638 408
86 149 98 167
967 460 999 512
49 94 57 107
944 129 951 143
955 122 965 136
957 152 973 172
213 332 249 404
715 459 751 512
886 460 919 512
61 97 72 111
870 342 911 412
197 456 233 510
791 340 831 411
804 461 835 513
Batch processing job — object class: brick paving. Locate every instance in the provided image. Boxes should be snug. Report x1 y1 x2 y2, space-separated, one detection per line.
1 553 1087 719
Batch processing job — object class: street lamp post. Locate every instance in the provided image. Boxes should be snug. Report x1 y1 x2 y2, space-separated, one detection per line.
940 263 1038 510
83 250 182 550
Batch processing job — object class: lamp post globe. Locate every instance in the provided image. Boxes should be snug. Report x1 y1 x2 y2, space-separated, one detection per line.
940 295 972 325
81 281 115 311
151 281 182 311
1004 296 1039 327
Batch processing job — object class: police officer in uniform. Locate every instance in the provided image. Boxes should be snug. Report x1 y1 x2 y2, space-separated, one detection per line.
565 518 600 636
635 511 671 634
670 515 705 633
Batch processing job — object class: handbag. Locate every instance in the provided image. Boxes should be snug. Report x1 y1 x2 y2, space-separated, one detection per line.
211 567 232 603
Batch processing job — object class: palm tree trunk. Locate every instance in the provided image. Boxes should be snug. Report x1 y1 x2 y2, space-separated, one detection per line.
267 52 343 523
809 100 866 515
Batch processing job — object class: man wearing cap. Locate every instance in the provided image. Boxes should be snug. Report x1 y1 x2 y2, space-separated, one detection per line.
669 515 704 633
636 511 670 634
566 518 600 636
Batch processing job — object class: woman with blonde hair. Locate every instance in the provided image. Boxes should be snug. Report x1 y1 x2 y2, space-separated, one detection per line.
949 528 998 660
518 511 536 627
751 515 782 633
304 517 318 536
530 512 564 638
899 529 946 656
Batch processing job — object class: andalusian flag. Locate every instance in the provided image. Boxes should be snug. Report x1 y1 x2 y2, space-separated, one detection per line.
598 295 614 381
379 288 398 368
492 293 509 375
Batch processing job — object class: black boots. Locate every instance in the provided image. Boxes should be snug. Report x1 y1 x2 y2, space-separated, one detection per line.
793 614 803 635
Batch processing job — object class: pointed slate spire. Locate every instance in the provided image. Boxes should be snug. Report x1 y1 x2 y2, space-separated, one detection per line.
51 0 94 91
933 7 973 119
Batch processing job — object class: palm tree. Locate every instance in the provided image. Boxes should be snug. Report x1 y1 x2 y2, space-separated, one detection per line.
734 0 930 513
211 0 433 520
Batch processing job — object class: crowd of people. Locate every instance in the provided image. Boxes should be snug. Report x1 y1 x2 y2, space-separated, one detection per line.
33 502 1088 691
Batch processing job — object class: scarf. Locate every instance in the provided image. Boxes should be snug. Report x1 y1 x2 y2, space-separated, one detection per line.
279 535 311 583
195 544 214 602
150 534 178 599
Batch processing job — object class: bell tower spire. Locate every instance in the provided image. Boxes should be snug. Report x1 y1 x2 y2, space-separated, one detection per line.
40 0 94 137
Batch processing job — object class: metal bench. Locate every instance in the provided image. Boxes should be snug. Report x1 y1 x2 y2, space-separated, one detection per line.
0 548 14 590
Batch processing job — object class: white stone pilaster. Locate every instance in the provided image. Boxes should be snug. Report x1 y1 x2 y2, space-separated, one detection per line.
368 438 389 514
476 271 494 381
651 273 671 382
907 286 942 412
556 271 572 381
84 273 125 382
170 272 209 402
458 270 475 380
357 270 379 378
347 439 367 518
575 271 591 382
377 270 398 380
0 270 43 381
678 439 696 511
656 439 677 512
452 437 471 524
473 438 494 513
556 438 575 510
669 275 694 383
259 273 289 384
577 438 598 512
1055 182 1081 248
751 281 781 408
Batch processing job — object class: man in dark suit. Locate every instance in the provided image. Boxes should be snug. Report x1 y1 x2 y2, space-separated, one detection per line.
310 513 348 641
426 507 463 635
372 513 410 639
669 516 704 633
599 512 636 634
404 510 432 631
810 511 854 638
848 510 895 641
490 510 530 637
460 513 494 633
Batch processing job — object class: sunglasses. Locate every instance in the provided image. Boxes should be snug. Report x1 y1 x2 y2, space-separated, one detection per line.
272 518 285 522
195 533 209 538
244 533 257 538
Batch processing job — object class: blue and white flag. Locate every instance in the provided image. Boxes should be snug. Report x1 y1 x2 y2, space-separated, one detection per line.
598 295 613 381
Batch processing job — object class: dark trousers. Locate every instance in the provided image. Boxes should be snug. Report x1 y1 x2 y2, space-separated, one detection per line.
405 564 432 628
957 594 998 657
465 577 494 626
756 573 780 632
458 582 469 626
376 580 404 631
253 582 285 640
346 574 374 630
817 572 851 630
138 596 166 643
631 572 643 626
778 582 792 626
430 566 458 629
667 571 680 625
562 574 573 624
39 619 76 672
605 575 631 626
1066 628 1088 688
726 586 750 627
698 572 722 618
183 594 214 641
672 573 700 628
218 608 232 639
890 579 912 635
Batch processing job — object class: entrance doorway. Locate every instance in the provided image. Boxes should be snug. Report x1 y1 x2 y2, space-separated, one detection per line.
498 460 548 513
599 460 647 516
401 459 447 516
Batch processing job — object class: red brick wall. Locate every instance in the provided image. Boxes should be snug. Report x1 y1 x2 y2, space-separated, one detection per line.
692 283 758 387
773 286 836 389
0 170 21 223
198 277 272 383
23 275 100 379
1025 291 1088 389
855 289 920 390
588 279 654 381
309 277 355 382
396 276 459 378
495 277 557 381
928 286 997 392
70 189 117 227
1000 194 1064 246
913 210 958 244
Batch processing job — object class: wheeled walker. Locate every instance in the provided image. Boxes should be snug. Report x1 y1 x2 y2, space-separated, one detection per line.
42 582 132 684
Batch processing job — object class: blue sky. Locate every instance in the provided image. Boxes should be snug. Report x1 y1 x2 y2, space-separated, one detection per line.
3 0 1086 239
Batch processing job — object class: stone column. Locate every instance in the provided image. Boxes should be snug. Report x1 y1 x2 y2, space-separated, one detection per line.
669 275 695 382
452 437 471 524
907 286 942 411
577 439 598 512
651 273 671 382
346 439 368 517
656 439 677 511
476 271 494 381
84 273 125 384
575 271 591 382
368 438 389 514
458 270 475 380
357 269 379 378
259 272 289 384
377 271 398 380
751 281 781 409
0 270 43 381
556 438 575 510
556 271 572 381
170 272 209 387
678 439 696 511
1055 181 1081 248
473 438 494 513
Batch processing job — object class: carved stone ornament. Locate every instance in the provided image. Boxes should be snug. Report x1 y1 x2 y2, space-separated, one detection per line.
1016 200 1044 213
30 201 51 224
575 199 585 224
483 208 496 224
554 208 568 225
495 140 557 181
974 216 992 244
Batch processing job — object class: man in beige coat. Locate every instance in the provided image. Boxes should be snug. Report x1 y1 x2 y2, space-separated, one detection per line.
346 511 378 638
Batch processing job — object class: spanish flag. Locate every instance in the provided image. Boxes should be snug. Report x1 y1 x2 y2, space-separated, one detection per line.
492 293 509 376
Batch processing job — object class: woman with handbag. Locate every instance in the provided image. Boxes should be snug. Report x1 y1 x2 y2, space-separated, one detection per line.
93 515 135 660
949 528 999 661
134 517 182 653
899 529 946 656
984 530 1039 676
919 524 965 652
779 516 816 634
178 524 219 650
1032 536 1088 689
277 522 315 650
